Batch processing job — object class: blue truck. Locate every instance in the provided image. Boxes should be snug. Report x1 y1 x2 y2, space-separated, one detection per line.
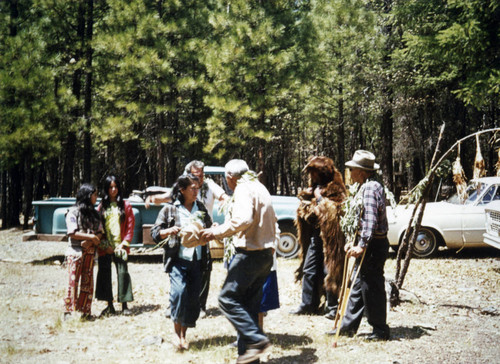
31 167 300 258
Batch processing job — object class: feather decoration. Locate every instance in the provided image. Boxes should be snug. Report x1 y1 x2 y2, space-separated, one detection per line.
452 145 468 203
473 134 486 180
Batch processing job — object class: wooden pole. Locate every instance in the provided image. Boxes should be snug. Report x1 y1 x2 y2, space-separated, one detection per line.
391 126 500 307
332 251 366 348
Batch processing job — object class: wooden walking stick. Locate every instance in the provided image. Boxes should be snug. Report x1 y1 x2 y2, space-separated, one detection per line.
331 253 351 332
332 249 366 348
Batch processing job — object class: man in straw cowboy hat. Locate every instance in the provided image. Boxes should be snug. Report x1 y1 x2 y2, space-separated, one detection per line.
327 150 390 341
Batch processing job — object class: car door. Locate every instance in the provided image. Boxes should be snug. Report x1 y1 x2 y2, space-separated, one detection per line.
461 185 499 244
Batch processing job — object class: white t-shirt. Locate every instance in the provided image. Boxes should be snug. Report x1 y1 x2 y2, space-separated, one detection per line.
199 178 225 218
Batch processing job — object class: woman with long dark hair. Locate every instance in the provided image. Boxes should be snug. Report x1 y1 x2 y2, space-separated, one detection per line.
64 183 103 320
151 174 212 350
96 175 135 316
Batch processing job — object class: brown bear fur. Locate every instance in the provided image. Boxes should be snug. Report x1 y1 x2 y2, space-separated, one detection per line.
295 156 347 297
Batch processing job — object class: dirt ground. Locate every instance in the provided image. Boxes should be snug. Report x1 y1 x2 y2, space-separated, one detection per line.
0 228 499 364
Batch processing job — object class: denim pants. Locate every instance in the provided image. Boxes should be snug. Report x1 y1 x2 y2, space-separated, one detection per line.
300 230 325 312
219 248 273 355
170 258 202 327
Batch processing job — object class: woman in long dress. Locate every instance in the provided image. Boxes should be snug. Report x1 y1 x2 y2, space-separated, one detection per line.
96 175 135 316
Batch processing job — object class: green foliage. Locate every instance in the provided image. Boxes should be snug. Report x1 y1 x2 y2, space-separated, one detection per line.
302 0 387 157
0 4 61 169
93 0 214 172
202 1 306 158
404 175 429 206
0 0 498 212
391 0 500 108
341 182 364 244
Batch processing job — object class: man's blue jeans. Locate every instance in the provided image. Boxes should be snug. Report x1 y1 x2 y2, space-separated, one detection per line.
219 248 273 355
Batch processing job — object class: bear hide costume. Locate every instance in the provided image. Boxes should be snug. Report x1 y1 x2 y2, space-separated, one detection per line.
294 157 347 297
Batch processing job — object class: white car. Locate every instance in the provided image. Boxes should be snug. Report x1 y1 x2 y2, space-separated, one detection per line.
483 201 500 249
387 176 500 257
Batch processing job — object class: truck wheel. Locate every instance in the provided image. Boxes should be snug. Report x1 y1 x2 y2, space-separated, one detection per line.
277 222 299 259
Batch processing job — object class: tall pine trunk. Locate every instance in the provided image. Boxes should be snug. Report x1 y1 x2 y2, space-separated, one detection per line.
23 154 34 229
6 165 22 227
61 131 77 196
337 85 345 173
1 171 6 229
83 0 94 183
157 111 167 187
34 165 45 201
48 157 59 197
61 1 86 196
380 0 394 191
380 104 394 191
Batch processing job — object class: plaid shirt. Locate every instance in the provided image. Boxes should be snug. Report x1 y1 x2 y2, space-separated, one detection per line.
359 180 388 248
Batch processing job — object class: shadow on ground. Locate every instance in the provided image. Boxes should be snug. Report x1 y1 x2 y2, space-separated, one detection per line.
190 333 313 351
29 253 164 265
31 255 65 265
390 325 434 340
205 307 224 317
267 348 318 363
128 254 162 264
191 334 236 349
28 252 164 265
129 303 162 315
94 304 162 319
268 333 313 349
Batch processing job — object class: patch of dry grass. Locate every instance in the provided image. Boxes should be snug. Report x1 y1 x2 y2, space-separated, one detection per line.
0 228 499 363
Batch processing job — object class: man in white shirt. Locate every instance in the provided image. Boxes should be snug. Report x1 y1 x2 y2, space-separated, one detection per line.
201 159 276 364
146 161 227 214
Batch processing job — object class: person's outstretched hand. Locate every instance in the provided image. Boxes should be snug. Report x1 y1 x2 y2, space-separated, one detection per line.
200 229 215 244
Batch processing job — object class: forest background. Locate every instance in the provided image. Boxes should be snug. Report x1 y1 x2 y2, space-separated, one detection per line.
1 0 499 229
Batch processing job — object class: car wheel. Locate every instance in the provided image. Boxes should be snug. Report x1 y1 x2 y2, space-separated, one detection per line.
277 222 299 259
412 227 438 258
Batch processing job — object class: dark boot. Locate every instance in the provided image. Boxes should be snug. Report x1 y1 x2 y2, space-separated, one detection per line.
100 301 116 317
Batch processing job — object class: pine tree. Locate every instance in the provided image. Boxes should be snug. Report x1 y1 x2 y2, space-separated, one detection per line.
93 0 214 189
0 0 61 226
203 0 310 187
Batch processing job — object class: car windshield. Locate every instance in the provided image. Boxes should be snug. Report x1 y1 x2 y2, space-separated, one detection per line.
447 181 500 205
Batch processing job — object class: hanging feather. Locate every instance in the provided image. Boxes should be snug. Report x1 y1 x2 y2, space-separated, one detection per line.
495 148 500 176
453 145 468 203
473 134 486 180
